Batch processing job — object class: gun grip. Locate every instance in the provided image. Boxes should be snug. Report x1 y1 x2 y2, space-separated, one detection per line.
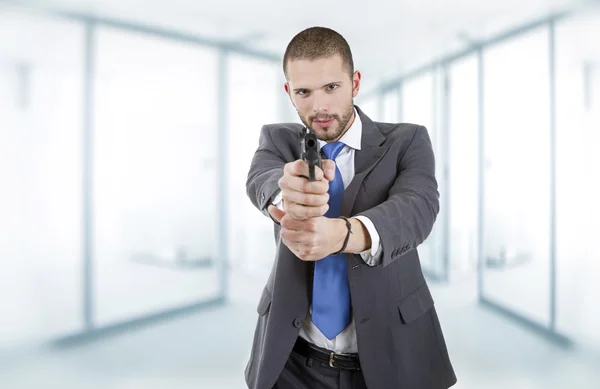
308 164 316 181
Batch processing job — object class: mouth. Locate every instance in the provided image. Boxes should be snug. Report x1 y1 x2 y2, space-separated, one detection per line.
312 118 335 127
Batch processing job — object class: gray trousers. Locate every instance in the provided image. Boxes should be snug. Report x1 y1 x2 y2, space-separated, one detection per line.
273 349 368 389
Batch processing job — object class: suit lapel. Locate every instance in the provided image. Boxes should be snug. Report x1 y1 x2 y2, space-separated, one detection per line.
340 105 389 217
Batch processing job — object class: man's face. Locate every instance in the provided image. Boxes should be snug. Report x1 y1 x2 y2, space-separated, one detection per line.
284 54 360 142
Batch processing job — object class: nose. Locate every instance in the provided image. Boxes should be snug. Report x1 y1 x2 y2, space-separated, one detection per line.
311 93 330 115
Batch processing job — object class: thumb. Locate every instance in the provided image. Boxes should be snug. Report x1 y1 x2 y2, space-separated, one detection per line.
321 159 336 181
268 205 286 223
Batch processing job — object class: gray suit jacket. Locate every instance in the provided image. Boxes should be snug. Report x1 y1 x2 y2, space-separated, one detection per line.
244 106 457 389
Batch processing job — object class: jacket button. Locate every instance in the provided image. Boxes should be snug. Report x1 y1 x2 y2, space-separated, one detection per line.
293 318 303 328
261 193 266 201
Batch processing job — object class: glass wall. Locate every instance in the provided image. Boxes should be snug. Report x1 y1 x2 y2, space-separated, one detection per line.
447 55 479 280
356 95 379 121
366 12 599 351
226 54 281 274
92 27 221 325
0 4 240 346
555 8 600 347
381 88 401 122
0 8 84 347
480 26 552 326
377 8 600 352
401 72 445 279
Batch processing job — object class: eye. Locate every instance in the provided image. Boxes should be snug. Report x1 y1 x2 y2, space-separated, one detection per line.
326 84 338 91
296 89 309 96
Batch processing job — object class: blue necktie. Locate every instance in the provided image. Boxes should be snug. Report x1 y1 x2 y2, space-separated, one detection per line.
311 141 351 340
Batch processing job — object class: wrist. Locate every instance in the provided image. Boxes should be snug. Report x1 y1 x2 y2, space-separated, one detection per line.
332 218 348 254
344 218 371 254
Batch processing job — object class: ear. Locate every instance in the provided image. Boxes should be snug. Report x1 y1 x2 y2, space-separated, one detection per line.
352 71 361 98
284 82 296 106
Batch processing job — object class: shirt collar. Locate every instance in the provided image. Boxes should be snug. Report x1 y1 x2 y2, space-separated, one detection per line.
318 107 362 151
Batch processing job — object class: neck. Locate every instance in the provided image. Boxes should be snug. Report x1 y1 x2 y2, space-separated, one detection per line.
329 108 356 143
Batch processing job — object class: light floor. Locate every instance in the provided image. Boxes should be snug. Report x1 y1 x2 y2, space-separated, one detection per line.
0 270 598 389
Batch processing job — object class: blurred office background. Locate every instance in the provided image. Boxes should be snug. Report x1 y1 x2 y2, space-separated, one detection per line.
1 0 599 387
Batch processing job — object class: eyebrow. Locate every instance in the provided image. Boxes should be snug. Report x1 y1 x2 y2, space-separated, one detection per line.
293 81 343 92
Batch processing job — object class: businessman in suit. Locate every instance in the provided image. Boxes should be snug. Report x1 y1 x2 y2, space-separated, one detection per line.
244 26 457 389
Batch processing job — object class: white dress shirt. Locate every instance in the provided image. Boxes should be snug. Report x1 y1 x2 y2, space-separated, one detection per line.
272 108 383 353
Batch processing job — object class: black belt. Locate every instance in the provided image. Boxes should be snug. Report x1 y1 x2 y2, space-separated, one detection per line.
292 337 361 370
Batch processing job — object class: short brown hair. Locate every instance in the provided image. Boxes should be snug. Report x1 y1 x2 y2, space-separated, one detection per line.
283 26 354 79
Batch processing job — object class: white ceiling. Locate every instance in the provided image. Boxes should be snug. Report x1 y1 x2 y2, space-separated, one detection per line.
2 0 591 93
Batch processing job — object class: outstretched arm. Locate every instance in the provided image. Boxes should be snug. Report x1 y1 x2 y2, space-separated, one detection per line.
345 125 440 267
246 125 331 221
246 125 286 217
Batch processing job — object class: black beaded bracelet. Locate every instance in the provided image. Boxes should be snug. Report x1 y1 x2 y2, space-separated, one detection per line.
332 216 352 255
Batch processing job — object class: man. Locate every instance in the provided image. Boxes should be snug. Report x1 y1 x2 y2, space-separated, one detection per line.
244 26 457 389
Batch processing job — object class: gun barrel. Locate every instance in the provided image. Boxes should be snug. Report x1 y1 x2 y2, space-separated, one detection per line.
301 128 321 181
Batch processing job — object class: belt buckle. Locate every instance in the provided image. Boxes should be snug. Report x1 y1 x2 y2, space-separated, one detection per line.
329 352 351 369
329 352 336 368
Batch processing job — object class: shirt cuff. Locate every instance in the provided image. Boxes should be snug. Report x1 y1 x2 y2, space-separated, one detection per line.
272 190 284 210
261 190 283 217
354 215 383 267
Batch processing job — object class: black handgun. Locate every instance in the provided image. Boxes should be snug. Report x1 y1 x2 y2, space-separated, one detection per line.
300 126 322 182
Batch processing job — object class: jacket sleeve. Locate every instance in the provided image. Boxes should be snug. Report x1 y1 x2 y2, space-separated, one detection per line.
246 125 286 217
355 125 440 267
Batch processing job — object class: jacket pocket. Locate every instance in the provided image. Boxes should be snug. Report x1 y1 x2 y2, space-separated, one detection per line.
257 286 272 316
397 283 434 324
